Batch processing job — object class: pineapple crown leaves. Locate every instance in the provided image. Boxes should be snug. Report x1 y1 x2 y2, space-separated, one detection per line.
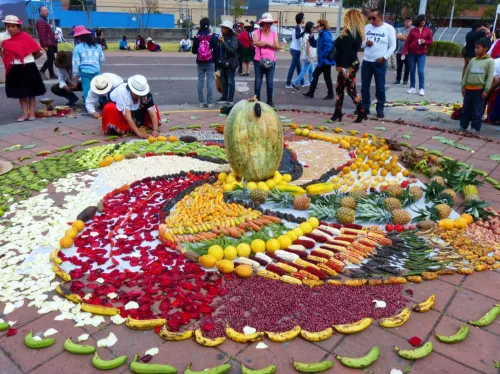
448 164 483 193
398 188 417 208
433 192 455 208
463 199 494 220
225 186 250 200
411 204 440 222
357 191 389 209
436 158 462 180
309 202 337 220
355 202 392 223
268 188 294 208
310 191 344 208
423 181 446 203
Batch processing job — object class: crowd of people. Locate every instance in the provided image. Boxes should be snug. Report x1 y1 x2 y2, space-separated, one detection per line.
1 6 499 135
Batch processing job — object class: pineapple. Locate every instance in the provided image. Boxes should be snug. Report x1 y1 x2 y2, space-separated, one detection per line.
348 189 368 201
268 188 294 208
391 209 412 225
386 184 404 198
250 188 268 205
339 197 356 209
409 186 424 201
465 194 480 202
463 185 478 196
309 203 336 220
435 204 451 219
428 166 441 175
293 195 311 210
413 203 451 222
464 199 494 220
442 189 457 201
383 198 402 212
430 176 446 186
335 207 356 224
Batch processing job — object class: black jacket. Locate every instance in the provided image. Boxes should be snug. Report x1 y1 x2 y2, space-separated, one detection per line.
216 31 239 70
191 30 219 64
334 30 361 68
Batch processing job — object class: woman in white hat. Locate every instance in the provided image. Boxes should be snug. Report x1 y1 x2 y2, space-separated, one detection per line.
1 15 45 122
86 72 124 118
147 37 162 52
216 20 238 105
101 74 160 139
253 13 279 107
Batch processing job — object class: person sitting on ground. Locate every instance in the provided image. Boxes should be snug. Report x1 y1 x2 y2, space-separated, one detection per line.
95 27 108 50
460 38 495 133
135 35 146 50
51 51 82 106
119 36 130 51
178 35 192 52
101 74 160 139
147 37 161 52
86 72 124 119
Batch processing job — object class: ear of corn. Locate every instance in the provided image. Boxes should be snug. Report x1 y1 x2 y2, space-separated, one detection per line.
383 277 407 285
298 270 320 281
274 262 298 273
302 278 324 288
280 275 303 285
368 279 383 286
257 270 280 280
306 183 334 195
307 255 328 263
327 280 343 286
318 263 338 276
344 279 367 287
294 258 321 270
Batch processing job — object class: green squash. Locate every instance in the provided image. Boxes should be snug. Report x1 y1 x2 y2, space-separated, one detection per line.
224 99 283 181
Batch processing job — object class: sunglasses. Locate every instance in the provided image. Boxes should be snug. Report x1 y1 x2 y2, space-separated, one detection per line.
368 17 378 21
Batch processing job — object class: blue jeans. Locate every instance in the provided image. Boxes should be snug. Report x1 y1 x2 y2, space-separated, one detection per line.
197 63 215 104
80 71 99 102
286 49 304 86
460 89 485 131
361 60 387 114
293 58 314 86
254 61 275 103
220 68 235 102
408 54 426 90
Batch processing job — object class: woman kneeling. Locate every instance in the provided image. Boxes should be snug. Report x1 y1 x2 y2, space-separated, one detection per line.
102 75 160 138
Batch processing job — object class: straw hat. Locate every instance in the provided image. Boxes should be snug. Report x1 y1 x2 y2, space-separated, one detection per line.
243 22 251 27
54 51 72 69
1 15 22 25
73 25 90 37
259 13 277 24
91 74 113 95
0 161 13 176
219 20 233 30
146 37 152 41
128 75 150 96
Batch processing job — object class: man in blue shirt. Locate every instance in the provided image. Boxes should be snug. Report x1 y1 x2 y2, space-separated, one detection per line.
286 12 305 88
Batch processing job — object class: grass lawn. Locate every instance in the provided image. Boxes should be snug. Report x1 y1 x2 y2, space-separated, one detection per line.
58 42 180 52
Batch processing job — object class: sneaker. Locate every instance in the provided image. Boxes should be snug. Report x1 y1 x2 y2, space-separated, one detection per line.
217 99 227 104
419 89 425 96
267 101 275 107
394 80 401 84
291 84 300 91
472 129 480 134
407 88 416 94
285 84 293 89
302 82 311 88
226 101 234 105
377 111 385 119
199 103 205 108
207 103 214 108
403 81 408 84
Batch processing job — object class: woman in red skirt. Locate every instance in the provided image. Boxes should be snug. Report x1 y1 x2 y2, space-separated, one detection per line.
101 75 160 138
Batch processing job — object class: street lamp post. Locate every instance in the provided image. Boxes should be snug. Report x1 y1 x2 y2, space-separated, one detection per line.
419 0 427 16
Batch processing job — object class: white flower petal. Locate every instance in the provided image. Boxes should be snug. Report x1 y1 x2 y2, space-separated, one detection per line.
372 300 386 308
124 301 139 310
43 328 58 337
255 342 268 349
3 303 15 315
78 334 89 342
32 336 42 341
390 370 403 374
145 347 159 356
110 315 127 325
97 332 118 347
243 326 257 335
107 292 118 300
95 278 104 284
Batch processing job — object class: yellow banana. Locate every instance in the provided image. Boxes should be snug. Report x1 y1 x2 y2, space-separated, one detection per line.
380 308 411 328
413 294 435 313
333 318 372 334
159 325 193 341
50 248 62 265
300 327 333 342
194 328 225 347
81 303 120 316
266 326 301 343
306 183 334 195
55 283 82 304
125 316 167 330
275 185 306 195
225 325 264 344
52 264 71 282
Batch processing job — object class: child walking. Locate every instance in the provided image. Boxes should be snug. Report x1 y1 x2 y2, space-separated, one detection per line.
72 25 104 101
461 37 494 133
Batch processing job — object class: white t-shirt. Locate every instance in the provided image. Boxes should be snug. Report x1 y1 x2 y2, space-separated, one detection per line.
290 25 303 51
363 23 397 62
0 32 35 64
180 39 191 48
110 83 140 115
85 72 124 114
300 33 316 61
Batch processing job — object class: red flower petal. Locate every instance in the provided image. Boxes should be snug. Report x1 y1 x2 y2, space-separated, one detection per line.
6 328 17 337
408 336 422 347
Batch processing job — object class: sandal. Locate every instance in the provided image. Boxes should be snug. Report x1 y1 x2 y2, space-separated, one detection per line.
28 117 36 121
17 117 28 122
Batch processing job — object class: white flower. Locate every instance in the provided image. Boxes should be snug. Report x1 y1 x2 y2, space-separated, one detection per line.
110 315 127 325
97 332 118 347
373 300 386 308
124 301 139 310
243 326 257 335
43 328 58 337
145 347 159 356
78 334 89 342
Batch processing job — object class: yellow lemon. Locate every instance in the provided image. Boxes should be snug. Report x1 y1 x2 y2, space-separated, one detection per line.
218 172 228 181
286 230 298 241
251 239 266 253
148 136 157 143
292 227 304 237
247 182 257 190
277 235 292 249
299 222 313 234
60 236 73 249
460 213 473 225
257 182 269 191
236 243 251 257
307 217 320 229
295 128 302 135
65 228 79 239
222 183 234 192
224 246 237 260
157 135 167 142
199 254 217 268
208 245 224 261
453 218 468 229
226 175 236 184
216 259 234 274
265 239 281 253
104 156 114 163
301 129 310 136
266 179 276 189
113 154 125 162
282 174 292 182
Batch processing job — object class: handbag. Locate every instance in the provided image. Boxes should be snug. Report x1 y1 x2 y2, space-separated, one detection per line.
258 30 275 70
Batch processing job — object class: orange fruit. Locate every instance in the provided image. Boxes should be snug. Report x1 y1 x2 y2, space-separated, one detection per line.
65 228 79 239
381 169 388 177
342 167 351 175
460 213 474 224
199 254 217 268
235 264 253 278
99 159 111 168
60 236 73 249
72 220 85 232
291 123 298 129
168 135 178 142
148 136 157 143
402 169 410 177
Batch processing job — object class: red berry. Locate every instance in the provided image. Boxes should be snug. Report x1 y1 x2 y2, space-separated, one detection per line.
394 225 404 232
385 224 394 232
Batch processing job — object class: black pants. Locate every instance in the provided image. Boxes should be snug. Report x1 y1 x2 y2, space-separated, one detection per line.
308 64 333 97
40 46 56 77
396 53 409 83
51 82 82 103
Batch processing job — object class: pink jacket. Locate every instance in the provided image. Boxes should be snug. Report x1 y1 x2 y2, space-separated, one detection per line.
402 27 433 55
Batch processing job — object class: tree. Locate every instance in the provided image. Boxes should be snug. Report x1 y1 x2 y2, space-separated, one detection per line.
426 0 477 28
230 0 247 23
129 0 160 36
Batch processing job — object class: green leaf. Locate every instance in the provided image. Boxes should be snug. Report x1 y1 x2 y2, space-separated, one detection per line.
190 115 200 120
280 119 292 123
454 144 472 152
402 132 412 139
431 136 456 146
3 144 21 152
322 119 334 123
217 113 227 117
279 116 288 120
372 127 387 131
21 144 38 149
488 155 500 161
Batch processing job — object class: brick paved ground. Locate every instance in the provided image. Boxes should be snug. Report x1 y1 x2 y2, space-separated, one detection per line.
1 107 500 373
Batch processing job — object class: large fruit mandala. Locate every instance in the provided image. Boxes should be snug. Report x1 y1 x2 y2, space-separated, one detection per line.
1 101 500 371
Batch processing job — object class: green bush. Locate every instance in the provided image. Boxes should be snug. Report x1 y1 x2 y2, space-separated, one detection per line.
427 41 462 57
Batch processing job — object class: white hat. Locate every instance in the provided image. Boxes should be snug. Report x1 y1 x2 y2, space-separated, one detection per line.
128 75 150 96
90 74 113 95
0 161 13 176
146 37 152 41
259 13 277 24
2 15 22 25
219 20 233 29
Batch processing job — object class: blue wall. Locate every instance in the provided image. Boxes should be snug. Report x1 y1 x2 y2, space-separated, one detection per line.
27 1 174 29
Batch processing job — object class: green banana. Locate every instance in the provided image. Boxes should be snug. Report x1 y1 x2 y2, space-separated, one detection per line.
63 338 96 354
336 346 380 369
394 342 433 360
469 305 500 326
435 325 469 344
92 352 128 370
129 354 177 373
241 364 276 374
0 322 9 331
292 359 334 373
184 363 231 374
24 331 56 349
